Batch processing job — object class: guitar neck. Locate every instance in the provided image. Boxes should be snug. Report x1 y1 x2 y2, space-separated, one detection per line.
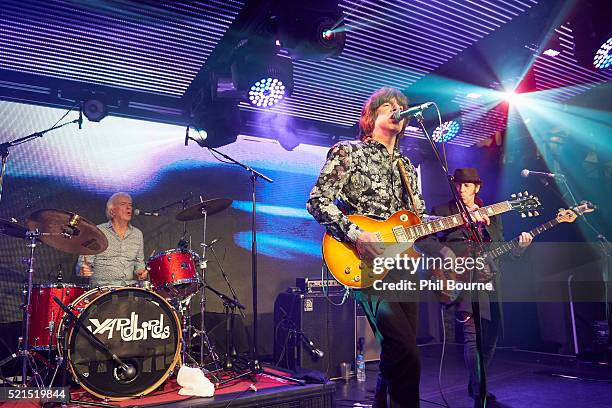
405 201 513 240
487 218 560 260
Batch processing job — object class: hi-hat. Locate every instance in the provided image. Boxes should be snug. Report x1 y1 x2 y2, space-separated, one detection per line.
0 218 28 239
27 209 108 255
175 198 233 221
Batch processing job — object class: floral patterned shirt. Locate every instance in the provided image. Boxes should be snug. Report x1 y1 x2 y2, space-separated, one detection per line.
307 139 426 242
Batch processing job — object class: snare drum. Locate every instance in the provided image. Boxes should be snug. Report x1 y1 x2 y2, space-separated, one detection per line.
146 249 202 298
59 287 181 400
27 283 88 350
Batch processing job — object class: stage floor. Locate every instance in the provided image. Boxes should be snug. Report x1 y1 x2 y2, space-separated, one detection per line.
334 344 612 407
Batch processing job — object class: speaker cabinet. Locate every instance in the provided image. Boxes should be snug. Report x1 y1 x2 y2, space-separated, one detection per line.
273 291 355 378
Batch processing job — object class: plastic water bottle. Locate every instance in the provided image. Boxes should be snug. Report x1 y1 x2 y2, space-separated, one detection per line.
356 353 366 382
356 337 366 382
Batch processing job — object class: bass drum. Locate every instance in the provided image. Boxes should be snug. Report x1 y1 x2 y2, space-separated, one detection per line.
59 287 181 400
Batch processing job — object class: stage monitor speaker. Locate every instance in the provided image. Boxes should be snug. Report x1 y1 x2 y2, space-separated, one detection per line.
273 291 355 379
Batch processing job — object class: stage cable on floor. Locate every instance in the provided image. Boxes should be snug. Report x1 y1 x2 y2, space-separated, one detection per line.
438 304 452 408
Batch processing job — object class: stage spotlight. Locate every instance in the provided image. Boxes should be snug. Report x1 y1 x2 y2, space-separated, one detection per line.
432 120 461 142
83 98 107 122
193 100 240 148
275 2 346 61
248 78 287 108
231 40 294 109
593 37 612 69
504 91 523 104
570 0 611 69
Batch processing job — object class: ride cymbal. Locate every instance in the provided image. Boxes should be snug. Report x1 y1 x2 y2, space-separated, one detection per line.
175 198 233 221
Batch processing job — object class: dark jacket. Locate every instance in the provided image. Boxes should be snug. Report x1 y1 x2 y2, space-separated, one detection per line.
427 200 505 319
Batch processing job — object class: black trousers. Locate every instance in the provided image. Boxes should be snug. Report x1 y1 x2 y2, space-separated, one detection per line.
459 301 500 399
354 291 421 408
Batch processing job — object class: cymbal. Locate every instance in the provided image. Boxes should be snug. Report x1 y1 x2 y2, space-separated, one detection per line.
27 209 108 255
0 218 28 239
176 198 233 221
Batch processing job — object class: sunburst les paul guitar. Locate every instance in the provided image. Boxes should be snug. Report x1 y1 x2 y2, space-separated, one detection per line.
322 192 542 289
433 201 596 305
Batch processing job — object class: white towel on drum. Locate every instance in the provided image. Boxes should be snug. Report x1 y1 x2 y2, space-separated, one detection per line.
177 365 215 397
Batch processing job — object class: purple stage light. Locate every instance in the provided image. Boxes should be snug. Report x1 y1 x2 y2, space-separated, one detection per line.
248 78 287 108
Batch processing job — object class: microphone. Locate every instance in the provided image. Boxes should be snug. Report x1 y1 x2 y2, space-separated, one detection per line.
521 169 565 180
185 125 190 146
116 363 137 382
133 209 160 217
78 102 83 130
299 332 324 359
391 102 434 121
201 237 220 248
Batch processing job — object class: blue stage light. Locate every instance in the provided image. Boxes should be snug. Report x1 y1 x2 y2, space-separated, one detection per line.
594 37 612 70
433 120 460 142
248 77 287 108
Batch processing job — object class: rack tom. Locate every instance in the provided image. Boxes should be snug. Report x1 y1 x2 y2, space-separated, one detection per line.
146 249 202 298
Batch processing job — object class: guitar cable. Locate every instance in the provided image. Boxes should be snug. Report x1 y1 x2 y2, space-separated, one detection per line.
437 304 452 408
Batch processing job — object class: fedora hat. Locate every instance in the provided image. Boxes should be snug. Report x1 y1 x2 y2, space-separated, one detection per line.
453 168 482 184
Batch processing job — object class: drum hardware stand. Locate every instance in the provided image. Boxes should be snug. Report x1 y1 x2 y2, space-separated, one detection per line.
52 303 117 408
199 197 209 368
205 284 244 371
188 199 223 373
15 229 45 387
52 297 138 390
186 137 303 386
204 240 246 371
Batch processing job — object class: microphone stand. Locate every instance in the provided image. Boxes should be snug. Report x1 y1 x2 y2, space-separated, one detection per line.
0 119 79 205
413 112 489 407
187 136 304 386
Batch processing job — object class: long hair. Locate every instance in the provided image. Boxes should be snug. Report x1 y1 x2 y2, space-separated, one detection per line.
358 87 409 140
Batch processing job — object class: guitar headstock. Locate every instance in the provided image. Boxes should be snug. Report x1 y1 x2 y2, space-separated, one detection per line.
509 191 542 218
556 208 577 224
556 201 595 223
571 200 596 216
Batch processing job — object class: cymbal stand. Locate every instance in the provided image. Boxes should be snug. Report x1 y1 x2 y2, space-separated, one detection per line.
199 197 209 366
0 230 45 388
195 204 222 371
19 230 44 386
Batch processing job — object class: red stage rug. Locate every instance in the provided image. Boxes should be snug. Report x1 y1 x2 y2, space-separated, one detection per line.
0 368 296 407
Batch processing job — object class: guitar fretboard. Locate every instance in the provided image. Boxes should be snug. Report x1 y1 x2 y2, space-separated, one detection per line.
487 218 560 260
400 201 513 241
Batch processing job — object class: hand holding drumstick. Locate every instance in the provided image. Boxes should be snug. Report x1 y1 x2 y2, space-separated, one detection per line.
80 256 94 277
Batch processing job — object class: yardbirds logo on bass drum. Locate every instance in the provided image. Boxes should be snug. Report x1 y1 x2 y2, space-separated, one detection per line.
87 312 170 341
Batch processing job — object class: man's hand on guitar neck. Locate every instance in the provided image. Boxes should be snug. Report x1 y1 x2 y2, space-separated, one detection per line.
355 231 385 261
466 204 491 226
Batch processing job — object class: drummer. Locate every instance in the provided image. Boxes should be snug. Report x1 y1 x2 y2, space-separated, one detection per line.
76 192 148 286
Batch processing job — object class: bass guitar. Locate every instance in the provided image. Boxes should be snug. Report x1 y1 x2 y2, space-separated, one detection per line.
433 201 596 305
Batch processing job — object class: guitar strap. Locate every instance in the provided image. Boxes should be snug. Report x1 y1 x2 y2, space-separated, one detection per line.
397 158 421 221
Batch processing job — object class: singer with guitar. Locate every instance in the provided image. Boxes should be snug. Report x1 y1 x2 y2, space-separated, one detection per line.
307 88 493 407
428 168 532 406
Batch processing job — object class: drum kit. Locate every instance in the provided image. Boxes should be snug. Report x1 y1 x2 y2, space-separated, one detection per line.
0 196 238 401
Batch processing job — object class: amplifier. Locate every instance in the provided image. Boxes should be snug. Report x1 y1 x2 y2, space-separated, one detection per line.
295 277 345 294
273 291 355 378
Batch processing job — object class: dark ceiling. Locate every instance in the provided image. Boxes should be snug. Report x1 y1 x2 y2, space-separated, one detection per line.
0 0 610 148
